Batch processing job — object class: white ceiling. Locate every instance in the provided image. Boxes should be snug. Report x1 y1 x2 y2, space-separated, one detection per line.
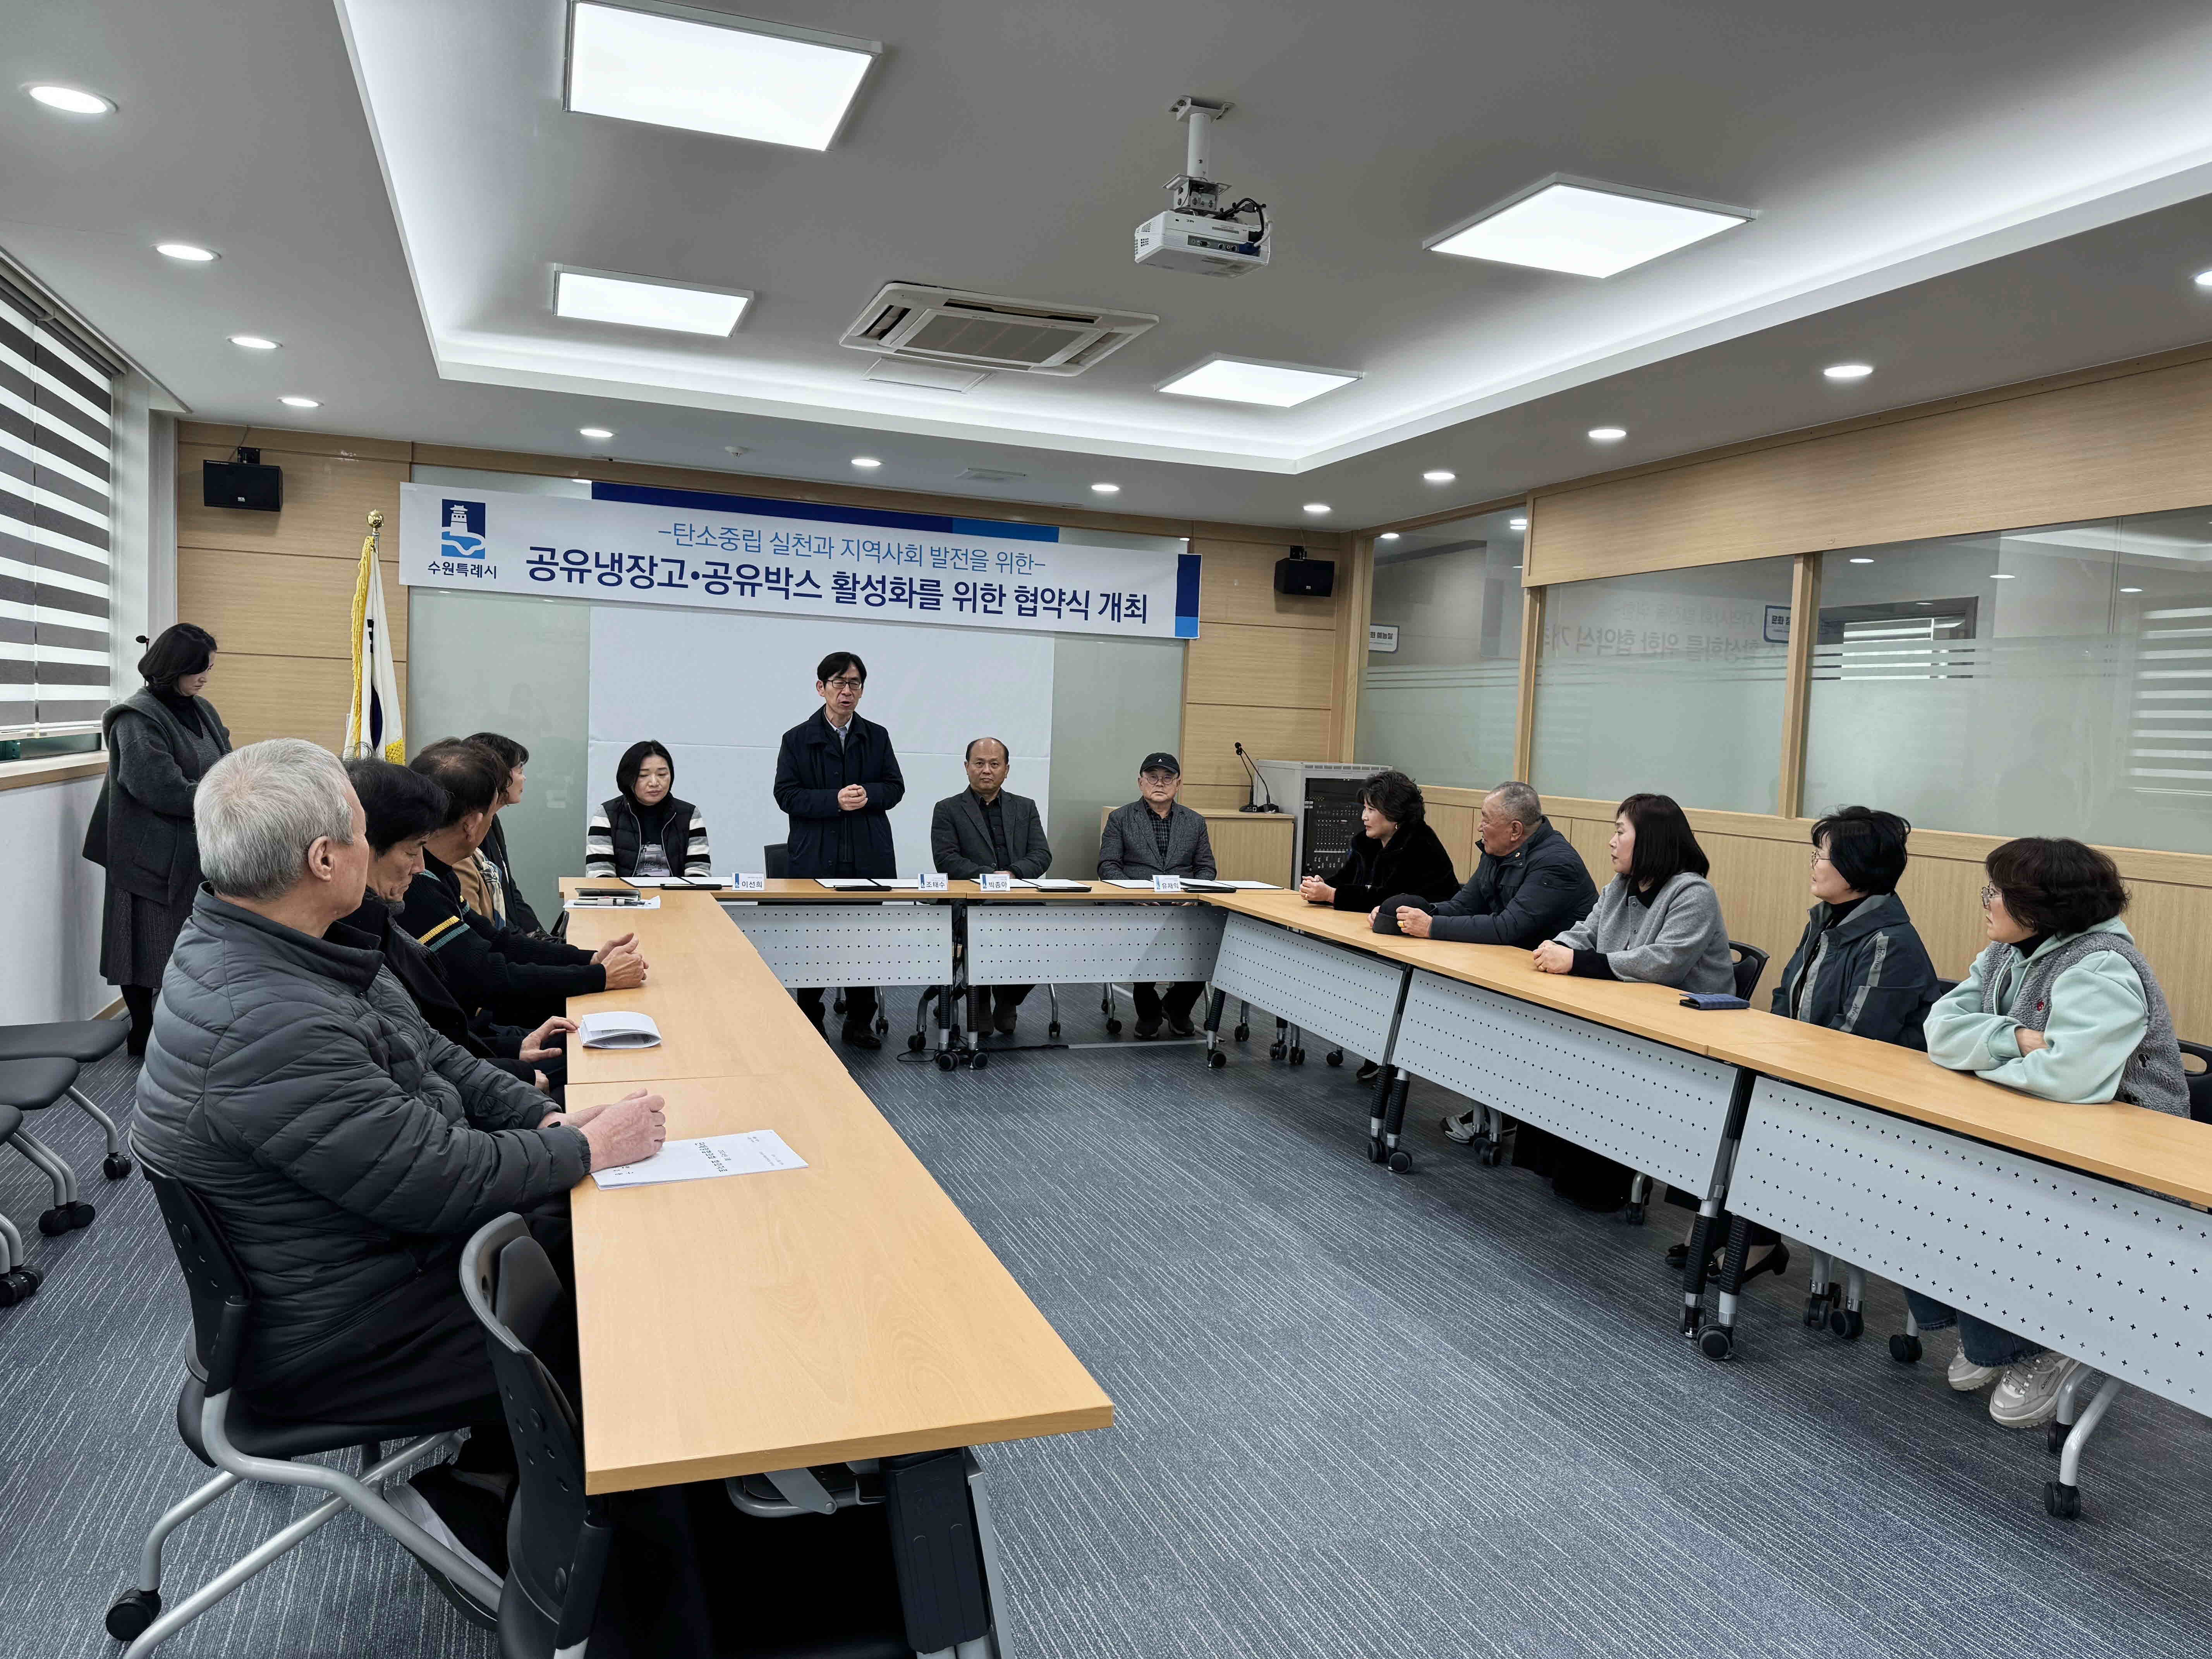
11 0 2212 529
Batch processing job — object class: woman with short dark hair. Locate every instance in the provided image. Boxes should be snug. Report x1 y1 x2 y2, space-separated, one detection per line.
1532 793 1732 993
458 731 545 932
585 740 713 879
82 623 232 1054
1299 769 1458 913
1912 836 2186 1429
1770 805 1940 1047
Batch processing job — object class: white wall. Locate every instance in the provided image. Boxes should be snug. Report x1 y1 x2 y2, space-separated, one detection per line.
1 775 109 1022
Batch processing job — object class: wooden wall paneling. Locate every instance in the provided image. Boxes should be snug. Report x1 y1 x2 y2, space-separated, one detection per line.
1777 552 1820 820
1176 783 1251 813
177 442 406 559
215 655 408 751
1179 704 1336 788
1183 622 1339 709
179 548 407 663
1512 586 1544 781
1193 539 1337 629
1203 813 1295 886
1426 801 1479 878
179 422 412 462
1333 535 1373 758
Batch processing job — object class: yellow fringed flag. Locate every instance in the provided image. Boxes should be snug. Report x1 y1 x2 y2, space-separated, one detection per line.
342 510 405 761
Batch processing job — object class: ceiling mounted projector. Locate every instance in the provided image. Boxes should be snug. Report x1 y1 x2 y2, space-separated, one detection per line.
1134 96 1271 278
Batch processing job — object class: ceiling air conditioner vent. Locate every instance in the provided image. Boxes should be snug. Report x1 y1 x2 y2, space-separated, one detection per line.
841 283 1156 377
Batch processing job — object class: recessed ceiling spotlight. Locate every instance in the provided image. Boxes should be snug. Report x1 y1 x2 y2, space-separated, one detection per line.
1090 482 1120 494
1423 469 1456 484
1303 503 1331 515
850 456 881 469
554 268 750 336
1427 175 1752 277
156 242 217 262
1587 426 1626 442
228 335 279 350
724 445 750 458
565 0 879 151
1990 572 2016 580
1379 532 1400 541
1824 362 1874 381
26 84 114 115
279 396 319 409
579 426 614 440
1513 562 1523 569
1848 556 1874 564
2121 585 2144 593
1157 357 1360 407
1508 517 1528 530
2195 269 2212 289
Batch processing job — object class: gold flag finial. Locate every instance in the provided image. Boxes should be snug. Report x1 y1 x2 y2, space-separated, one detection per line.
367 509 384 531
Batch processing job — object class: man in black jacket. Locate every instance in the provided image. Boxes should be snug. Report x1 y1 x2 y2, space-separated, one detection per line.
772 651 905 1047
931 736 1052 1033
465 730 548 934
402 740 647 1027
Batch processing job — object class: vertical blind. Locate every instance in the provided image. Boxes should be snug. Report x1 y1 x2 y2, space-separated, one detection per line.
0 270 116 735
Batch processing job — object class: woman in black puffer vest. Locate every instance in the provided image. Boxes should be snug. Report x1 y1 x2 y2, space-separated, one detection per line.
584 740 713 879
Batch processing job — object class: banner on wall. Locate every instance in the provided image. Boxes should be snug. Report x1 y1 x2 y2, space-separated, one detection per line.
397 481 1200 640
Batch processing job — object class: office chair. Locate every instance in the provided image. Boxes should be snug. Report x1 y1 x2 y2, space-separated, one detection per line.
1728 940 1769 1002
0 1016 134 1178
105 1141 500 1656
0 1102 41 1307
1627 942 1772 1230
0 1056 98 1237
2178 1038 2212 1124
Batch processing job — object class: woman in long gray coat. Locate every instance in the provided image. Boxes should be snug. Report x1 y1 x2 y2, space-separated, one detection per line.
84 624 231 1053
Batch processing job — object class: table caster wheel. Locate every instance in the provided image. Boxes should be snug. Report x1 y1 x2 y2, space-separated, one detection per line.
2044 1481 2080 1519
1802 1292 1827 1328
0 1278 17 1309
1234 1023 1250 1042
1269 1042 1286 1061
906 1033 926 1053
1624 1203 1645 1226
1478 1142 1505 1167
1889 1333 1923 1364
1324 1049 1343 1067
2045 1420 2071 1456
1288 1047 1305 1066
107 1589 162 1641
1105 1018 1123 1035
1697 1326 1734 1361
935 1053 955 1072
38 1208 70 1237
103 1153 133 1181
69 1202 95 1229
1206 1049 1226 1069
1828 1307 1863 1341
1365 1138 1386 1164
1387 1149 1413 1173
1667 1243 1692 1270
970 1052 989 1071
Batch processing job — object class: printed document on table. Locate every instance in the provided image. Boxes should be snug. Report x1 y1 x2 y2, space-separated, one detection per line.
814 878 883 890
1219 880 1279 889
591 1129 808 1190
1105 879 1157 889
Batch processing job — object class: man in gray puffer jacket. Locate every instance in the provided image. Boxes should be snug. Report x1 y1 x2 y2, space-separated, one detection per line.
135 740 664 1431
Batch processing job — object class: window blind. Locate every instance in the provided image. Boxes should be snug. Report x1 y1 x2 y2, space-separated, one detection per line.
0 270 117 736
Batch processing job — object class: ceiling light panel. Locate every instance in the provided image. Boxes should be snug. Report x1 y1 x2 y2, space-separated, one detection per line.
565 1 879 151
1429 177 1752 277
555 268 750 335
1156 357 1360 408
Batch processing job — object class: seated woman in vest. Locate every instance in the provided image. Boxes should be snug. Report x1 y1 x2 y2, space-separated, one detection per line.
1298 768 1460 913
1915 837 2187 1428
1774 805 1941 1045
585 740 714 880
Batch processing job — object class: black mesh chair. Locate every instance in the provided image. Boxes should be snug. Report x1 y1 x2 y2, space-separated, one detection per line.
2178 1039 2212 1124
0 1015 133 1178
105 1141 500 1655
1728 940 1769 1003
0 1101 40 1307
0 1056 97 1237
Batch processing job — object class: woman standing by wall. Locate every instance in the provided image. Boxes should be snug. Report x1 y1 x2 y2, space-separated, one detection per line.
82 625 231 1054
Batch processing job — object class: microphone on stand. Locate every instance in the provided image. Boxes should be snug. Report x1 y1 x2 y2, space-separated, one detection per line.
1235 742 1282 813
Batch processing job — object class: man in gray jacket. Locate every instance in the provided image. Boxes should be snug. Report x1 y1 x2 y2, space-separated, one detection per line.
932 736 1053 1032
1097 752 1216 1037
134 740 664 1437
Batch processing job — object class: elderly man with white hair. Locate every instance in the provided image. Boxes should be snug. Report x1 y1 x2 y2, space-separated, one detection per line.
133 738 664 1584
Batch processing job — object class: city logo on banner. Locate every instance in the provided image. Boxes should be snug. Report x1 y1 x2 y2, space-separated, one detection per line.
440 500 488 560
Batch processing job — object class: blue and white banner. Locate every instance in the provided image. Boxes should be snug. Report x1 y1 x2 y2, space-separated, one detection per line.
397 481 1200 641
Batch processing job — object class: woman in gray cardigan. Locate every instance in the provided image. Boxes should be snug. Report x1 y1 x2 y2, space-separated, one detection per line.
1532 792 1733 993
83 625 232 1053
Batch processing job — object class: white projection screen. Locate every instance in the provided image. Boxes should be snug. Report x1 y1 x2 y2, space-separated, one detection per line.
587 606 1053 877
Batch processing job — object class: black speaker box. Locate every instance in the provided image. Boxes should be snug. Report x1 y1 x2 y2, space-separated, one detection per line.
1273 555 1335 597
203 459 283 513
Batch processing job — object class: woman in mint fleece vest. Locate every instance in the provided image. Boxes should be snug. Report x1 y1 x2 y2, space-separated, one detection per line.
1911 837 2187 1432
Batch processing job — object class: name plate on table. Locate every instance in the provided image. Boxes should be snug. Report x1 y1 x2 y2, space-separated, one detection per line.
735 872 767 891
1152 874 1183 893
920 872 950 891
979 872 1012 892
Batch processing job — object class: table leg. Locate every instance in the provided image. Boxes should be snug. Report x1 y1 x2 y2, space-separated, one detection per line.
1202 988 1228 1070
1378 1072 1413 1174
1681 1068 1754 1338
884 1449 993 1656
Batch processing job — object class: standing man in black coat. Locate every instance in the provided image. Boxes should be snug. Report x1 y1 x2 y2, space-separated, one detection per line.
773 650 905 1047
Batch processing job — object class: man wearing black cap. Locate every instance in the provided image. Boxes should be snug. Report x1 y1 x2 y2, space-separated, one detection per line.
1097 752 1217 1037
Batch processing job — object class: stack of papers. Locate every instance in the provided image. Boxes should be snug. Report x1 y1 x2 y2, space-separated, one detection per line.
577 1011 662 1049
591 1129 808 1190
1032 879 1093 891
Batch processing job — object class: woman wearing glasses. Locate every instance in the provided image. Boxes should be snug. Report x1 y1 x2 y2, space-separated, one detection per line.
1916 837 2187 1428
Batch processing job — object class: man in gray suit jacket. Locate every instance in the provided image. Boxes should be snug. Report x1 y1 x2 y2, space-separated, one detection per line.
932 737 1053 1033
1097 752 1217 1038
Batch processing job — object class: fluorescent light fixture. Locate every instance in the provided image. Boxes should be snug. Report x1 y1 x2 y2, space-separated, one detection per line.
1427 175 1752 277
2122 586 2144 593
1848 556 1873 564
1824 362 1874 381
1588 426 1626 442
1991 572 2016 580
554 267 750 336
1156 356 1360 408
27 84 113 115
229 335 279 350
279 396 320 409
1378 532 1400 541
156 242 217 262
579 426 615 439
850 456 881 469
1303 503 1331 515
1423 469 1456 484
1508 517 1528 530
2196 269 2212 289
1090 482 1120 495
565 1 878 151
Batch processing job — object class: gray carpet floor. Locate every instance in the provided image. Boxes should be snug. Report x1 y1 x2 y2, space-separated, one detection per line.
5 996 2212 1658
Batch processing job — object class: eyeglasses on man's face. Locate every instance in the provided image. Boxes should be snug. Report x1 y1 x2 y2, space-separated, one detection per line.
824 675 864 691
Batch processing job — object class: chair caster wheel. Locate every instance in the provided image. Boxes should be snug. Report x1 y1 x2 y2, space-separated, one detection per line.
1697 1326 1734 1361
2044 1481 2080 1520
1105 1019 1123 1035
5 1267 40 1298
103 1154 133 1181
1269 1042 1286 1061
38 1209 70 1237
1324 1049 1343 1067
1234 1023 1250 1041
935 1053 955 1072
1803 1292 1827 1328
1365 1138 1386 1164
0 1278 18 1309
107 1589 162 1640
906 1033 926 1053
1828 1307 1863 1341
68 1202 95 1229
1889 1334 1923 1364
1624 1203 1645 1226
970 1052 989 1071
2046 1420 2071 1455
1478 1142 1505 1167
1288 1047 1305 1066
1206 1049 1226 1069
1387 1149 1413 1173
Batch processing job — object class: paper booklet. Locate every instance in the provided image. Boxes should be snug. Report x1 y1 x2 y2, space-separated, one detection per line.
1105 878 1157 889
591 1129 809 1190
577 1011 663 1049
1031 879 1094 891
814 877 885 890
